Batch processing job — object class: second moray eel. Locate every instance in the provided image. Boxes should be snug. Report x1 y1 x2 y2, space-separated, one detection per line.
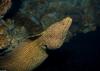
0 0 12 17
0 0 12 50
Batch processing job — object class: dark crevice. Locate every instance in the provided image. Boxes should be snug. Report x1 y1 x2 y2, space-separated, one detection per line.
3 0 22 19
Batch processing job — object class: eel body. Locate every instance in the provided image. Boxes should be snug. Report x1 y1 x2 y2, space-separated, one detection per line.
0 24 10 50
0 0 12 50
0 17 72 71
0 0 12 17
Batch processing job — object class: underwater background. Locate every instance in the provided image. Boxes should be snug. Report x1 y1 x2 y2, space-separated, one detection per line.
1 0 100 71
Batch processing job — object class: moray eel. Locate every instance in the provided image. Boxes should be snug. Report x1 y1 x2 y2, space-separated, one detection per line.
0 0 12 50
0 23 10 50
0 0 12 17
0 17 72 71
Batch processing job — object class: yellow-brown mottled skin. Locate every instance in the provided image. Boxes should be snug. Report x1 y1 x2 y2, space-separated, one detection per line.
0 0 12 49
0 0 12 16
0 24 10 49
0 17 72 71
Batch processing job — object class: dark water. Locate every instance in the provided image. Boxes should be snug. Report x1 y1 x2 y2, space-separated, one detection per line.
34 27 100 71
4 0 22 19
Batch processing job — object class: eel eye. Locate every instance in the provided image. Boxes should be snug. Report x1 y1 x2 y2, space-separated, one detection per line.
41 45 48 50
44 45 48 48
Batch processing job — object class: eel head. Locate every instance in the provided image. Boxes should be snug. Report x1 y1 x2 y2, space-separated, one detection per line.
40 17 72 49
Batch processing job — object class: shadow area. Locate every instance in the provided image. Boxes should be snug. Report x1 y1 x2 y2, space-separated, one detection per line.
34 27 100 71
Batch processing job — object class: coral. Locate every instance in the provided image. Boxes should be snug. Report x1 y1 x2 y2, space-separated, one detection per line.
0 19 29 55
16 0 97 42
